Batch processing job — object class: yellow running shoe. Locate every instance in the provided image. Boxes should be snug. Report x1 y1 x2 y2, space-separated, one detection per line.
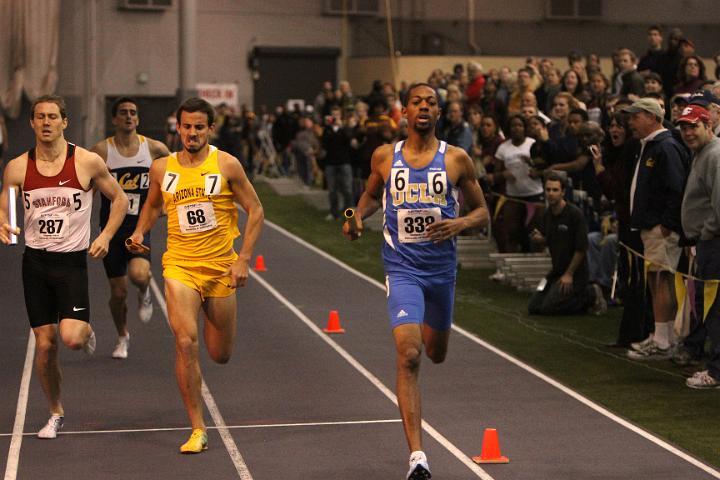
180 429 208 454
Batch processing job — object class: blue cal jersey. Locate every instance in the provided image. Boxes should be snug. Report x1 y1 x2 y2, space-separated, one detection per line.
382 140 459 276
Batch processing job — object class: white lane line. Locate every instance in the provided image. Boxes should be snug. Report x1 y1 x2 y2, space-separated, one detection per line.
3 334 34 480
150 278 253 480
249 270 493 480
451 324 720 479
264 219 720 479
0 419 402 437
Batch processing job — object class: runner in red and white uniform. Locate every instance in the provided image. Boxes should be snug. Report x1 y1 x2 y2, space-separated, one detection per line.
0 95 128 440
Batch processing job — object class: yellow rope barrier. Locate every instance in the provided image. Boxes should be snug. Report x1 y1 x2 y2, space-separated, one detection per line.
618 240 719 321
490 193 544 221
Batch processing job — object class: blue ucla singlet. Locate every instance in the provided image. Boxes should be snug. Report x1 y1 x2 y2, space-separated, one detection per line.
382 140 459 276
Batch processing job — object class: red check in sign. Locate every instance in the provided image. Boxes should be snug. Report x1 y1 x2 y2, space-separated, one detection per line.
196 83 238 110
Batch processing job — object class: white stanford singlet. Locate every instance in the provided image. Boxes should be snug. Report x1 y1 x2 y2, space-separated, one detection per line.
23 143 93 252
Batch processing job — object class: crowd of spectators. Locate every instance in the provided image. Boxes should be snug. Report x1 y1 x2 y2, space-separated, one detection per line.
177 25 720 389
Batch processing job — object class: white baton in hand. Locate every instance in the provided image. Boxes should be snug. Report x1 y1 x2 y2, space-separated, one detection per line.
8 187 17 245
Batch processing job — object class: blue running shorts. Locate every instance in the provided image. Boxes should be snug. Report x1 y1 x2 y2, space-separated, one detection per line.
385 271 456 331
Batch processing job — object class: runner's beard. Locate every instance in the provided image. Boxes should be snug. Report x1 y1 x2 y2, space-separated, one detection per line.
185 141 206 154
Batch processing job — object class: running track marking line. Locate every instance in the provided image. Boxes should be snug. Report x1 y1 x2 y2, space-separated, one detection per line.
3 334 34 480
0 419 402 437
264 218 720 479
150 278 253 480
249 270 493 480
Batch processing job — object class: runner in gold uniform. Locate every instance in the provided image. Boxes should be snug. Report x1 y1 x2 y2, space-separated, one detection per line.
127 97 264 453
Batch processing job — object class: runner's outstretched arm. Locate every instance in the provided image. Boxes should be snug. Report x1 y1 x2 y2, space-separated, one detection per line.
85 151 128 258
127 158 166 251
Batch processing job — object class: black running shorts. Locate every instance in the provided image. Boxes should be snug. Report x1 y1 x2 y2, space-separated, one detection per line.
102 232 151 278
22 247 90 328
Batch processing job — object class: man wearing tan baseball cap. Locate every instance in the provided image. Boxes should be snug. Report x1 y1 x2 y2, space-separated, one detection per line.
622 98 691 360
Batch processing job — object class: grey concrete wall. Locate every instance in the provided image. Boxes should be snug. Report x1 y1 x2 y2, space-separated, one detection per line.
51 0 341 146
353 0 720 57
351 18 720 57
196 1 342 108
385 0 720 23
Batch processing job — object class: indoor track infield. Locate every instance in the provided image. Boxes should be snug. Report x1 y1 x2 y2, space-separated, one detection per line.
2 209 719 480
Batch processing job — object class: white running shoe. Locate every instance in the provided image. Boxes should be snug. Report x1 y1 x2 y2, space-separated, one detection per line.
589 284 608 316
37 414 64 439
406 451 431 479
82 330 96 356
489 269 506 282
686 370 720 389
112 334 129 359
626 340 671 361
630 335 654 352
138 287 153 324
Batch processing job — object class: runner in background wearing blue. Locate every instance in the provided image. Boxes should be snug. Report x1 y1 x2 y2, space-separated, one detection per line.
343 83 489 480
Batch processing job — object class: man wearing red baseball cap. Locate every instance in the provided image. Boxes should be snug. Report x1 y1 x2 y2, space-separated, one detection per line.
678 104 720 389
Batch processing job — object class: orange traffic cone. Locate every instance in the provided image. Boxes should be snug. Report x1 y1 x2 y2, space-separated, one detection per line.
323 310 345 334
253 255 267 272
472 428 509 464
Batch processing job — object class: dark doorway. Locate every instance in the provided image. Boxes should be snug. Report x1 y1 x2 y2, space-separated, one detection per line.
251 46 340 113
104 95 177 144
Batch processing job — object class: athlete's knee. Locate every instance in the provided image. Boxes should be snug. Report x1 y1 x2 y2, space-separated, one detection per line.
425 346 447 364
128 266 150 288
175 333 199 358
109 283 128 304
59 329 87 350
61 336 84 350
208 346 232 364
34 335 58 357
397 345 422 372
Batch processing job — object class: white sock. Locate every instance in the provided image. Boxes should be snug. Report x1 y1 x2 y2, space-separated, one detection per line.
409 450 427 464
653 322 671 349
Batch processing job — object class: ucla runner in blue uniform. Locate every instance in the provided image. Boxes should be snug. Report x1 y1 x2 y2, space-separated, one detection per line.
343 83 489 479
91 97 169 359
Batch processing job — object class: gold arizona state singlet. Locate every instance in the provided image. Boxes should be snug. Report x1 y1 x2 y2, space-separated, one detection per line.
160 146 239 265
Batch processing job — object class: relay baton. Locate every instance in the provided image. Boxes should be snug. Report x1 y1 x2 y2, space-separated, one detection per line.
8 187 18 245
344 207 356 229
125 237 150 254
344 208 360 237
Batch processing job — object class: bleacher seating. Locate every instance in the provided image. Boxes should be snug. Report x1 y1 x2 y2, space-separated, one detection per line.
489 253 551 292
